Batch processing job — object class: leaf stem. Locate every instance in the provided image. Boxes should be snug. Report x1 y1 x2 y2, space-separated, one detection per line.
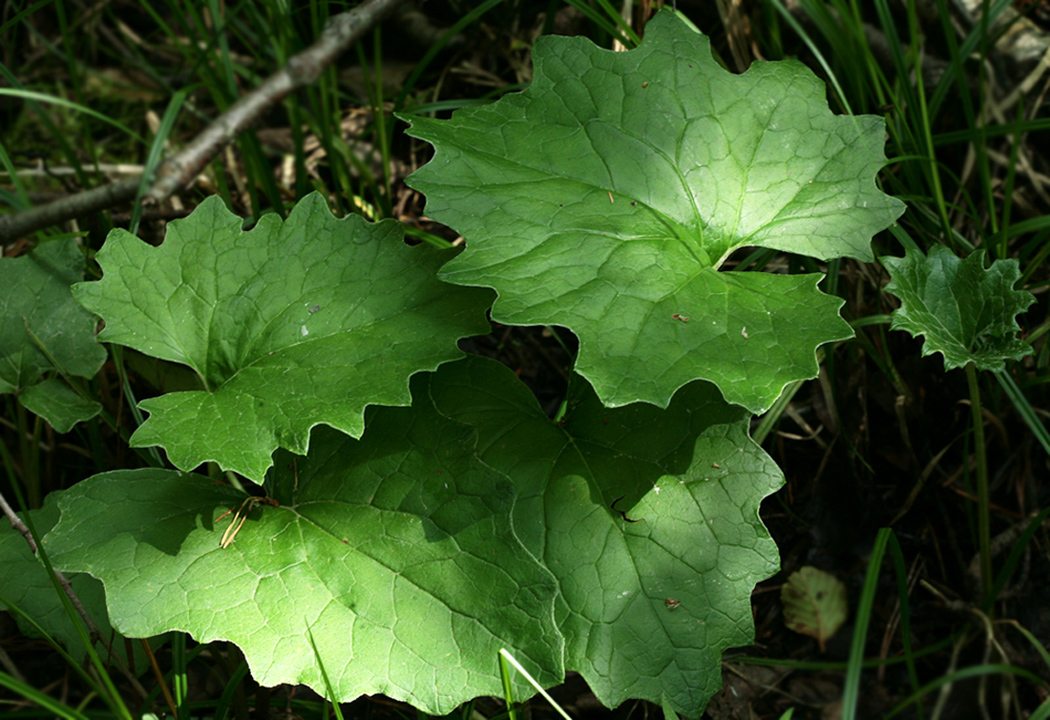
965 361 991 604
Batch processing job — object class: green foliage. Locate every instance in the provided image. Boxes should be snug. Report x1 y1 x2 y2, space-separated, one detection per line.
882 243 1036 607
72 193 494 480
0 239 105 431
19 378 101 434
0 495 135 669
45 356 781 715
401 10 904 413
9 9 909 718
46 395 563 712
431 357 781 712
882 245 1035 371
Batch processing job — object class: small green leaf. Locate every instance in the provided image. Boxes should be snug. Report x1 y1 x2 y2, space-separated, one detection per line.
19 378 101 434
401 9 903 413
882 245 1034 371
780 566 847 652
0 239 106 428
72 193 494 480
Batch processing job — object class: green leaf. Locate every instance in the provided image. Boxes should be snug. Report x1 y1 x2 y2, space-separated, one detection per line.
882 245 1035 371
19 378 101 434
45 385 563 715
428 357 783 715
400 9 903 413
0 239 105 427
72 193 494 480
46 358 782 716
0 494 143 670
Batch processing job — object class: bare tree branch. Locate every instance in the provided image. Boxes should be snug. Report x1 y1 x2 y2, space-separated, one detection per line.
147 0 407 202
0 0 408 243
0 179 141 243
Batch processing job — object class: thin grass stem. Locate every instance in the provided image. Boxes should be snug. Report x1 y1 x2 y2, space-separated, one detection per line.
499 649 571 720
498 650 521 720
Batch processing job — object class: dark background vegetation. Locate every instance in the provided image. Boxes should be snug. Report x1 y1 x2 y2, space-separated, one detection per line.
2 0 1049 718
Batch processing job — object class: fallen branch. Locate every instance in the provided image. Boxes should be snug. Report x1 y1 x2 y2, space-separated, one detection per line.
0 0 408 243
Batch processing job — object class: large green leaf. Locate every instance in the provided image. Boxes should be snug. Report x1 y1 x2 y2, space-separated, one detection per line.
401 9 904 413
0 239 105 428
882 245 1034 371
46 357 781 716
429 357 782 714
72 193 494 480
45 391 563 715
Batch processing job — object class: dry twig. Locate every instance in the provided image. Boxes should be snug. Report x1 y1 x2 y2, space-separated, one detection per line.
0 0 408 243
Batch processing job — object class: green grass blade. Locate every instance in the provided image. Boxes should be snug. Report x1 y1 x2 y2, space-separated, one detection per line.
1030 698 1050 720
1013 224 1050 286
753 378 804 446
498 649 522 720
884 531 922 719
398 98 499 115
0 139 30 209
994 370 1050 456
983 507 1050 615
395 0 508 111
841 527 892 720
590 0 641 46
211 656 250 720
0 591 107 696
130 87 192 235
766 0 854 117
0 89 146 145
886 664 1048 718
0 65 89 190
728 629 961 671
0 0 54 37
933 116 1050 147
172 631 189 718
305 626 345 720
561 0 636 49
0 449 132 720
929 0 1013 117
402 223 455 249
1001 619 1050 672
0 669 91 720
498 649 571 720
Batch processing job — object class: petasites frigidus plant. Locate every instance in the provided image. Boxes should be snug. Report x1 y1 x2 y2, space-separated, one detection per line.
71 192 495 480
38 8 904 717
401 9 904 414
882 245 1034 371
0 239 106 433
